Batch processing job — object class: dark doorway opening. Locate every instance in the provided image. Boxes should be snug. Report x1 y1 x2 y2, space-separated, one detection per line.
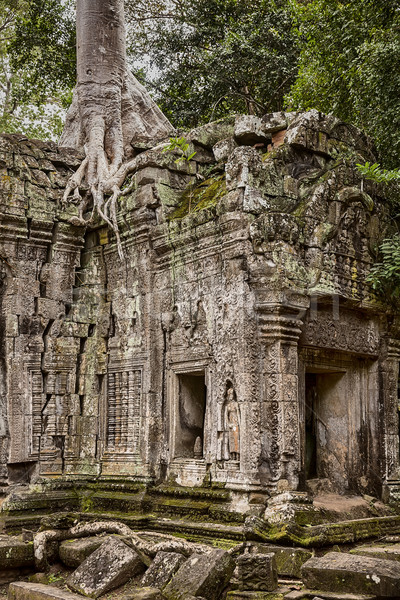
7 461 37 485
304 367 347 491
174 372 206 459
305 373 318 480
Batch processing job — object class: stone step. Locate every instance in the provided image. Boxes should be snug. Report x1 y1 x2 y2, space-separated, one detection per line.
284 591 376 600
350 543 400 562
8 583 85 600
301 552 400 597
0 535 34 568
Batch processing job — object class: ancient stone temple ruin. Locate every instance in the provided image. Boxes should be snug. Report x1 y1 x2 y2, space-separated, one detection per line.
1 109 400 528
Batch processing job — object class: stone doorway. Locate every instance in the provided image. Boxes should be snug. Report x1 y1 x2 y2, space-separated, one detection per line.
304 368 347 491
173 372 207 459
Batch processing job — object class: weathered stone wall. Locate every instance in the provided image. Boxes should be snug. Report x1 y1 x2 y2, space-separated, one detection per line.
0 111 398 505
0 135 86 484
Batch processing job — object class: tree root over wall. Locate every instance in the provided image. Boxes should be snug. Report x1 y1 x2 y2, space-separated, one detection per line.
33 519 221 571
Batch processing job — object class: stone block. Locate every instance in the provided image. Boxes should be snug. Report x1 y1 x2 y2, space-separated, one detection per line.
0 535 34 568
124 588 165 600
301 552 400 596
163 549 235 600
5 314 19 337
350 544 400 562
188 116 235 149
8 583 84 600
234 116 270 145
36 298 63 320
136 167 171 187
141 551 186 589
66 537 145 598
59 536 104 568
247 543 312 578
236 553 278 592
261 112 288 134
213 138 237 163
227 593 284 600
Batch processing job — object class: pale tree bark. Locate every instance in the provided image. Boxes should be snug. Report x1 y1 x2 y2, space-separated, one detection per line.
33 520 214 571
60 0 174 256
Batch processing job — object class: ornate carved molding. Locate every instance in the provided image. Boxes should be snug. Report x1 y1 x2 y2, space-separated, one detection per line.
301 311 380 356
257 310 303 344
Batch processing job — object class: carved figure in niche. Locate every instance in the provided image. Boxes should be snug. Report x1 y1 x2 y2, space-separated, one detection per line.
193 435 203 459
190 299 207 345
224 381 240 461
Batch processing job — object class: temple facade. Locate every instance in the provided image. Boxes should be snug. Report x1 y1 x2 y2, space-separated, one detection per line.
1 110 399 514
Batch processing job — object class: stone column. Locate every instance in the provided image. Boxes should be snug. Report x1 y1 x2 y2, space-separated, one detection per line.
0 264 9 487
382 338 400 484
257 302 305 493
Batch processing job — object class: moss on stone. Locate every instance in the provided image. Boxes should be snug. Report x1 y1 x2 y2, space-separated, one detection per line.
167 174 226 221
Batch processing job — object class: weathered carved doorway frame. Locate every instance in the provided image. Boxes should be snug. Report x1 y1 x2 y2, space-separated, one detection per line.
167 359 210 486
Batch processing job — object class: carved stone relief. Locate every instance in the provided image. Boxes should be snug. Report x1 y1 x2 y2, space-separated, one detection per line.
106 370 142 454
301 311 379 355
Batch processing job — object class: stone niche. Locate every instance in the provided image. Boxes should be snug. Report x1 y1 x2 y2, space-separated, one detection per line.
1 110 400 511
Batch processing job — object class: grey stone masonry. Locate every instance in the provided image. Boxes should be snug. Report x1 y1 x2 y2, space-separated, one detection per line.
1 110 400 510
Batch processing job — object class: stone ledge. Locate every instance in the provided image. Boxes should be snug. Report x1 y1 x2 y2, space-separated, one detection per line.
8 583 85 600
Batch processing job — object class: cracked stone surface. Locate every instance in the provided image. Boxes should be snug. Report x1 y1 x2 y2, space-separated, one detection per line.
301 552 400 596
66 537 145 598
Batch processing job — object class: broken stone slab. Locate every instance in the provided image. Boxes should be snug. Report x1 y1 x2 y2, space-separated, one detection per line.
163 548 235 600
260 112 290 134
350 544 400 562
246 543 312 578
213 138 238 163
236 553 278 591
226 592 285 600
59 536 104 568
284 592 376 600
141 551 186 589
124 587 165 600
187 116 235 149
234 115 271 145
301 552 400 596
66 537 145 598
0 535 34 568
8 582 86 600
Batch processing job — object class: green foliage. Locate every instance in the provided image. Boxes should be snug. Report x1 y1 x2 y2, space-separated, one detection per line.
367 235 400 304
355 160 400 304
0 0 75 140
287 0 400 168
127 0 299 128
47 573 64 584
162 136 197 165
9 0 75 105
287 0 400 303
356 162 400 184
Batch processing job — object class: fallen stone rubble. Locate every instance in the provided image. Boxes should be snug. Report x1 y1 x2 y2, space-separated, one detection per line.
2 525 400 599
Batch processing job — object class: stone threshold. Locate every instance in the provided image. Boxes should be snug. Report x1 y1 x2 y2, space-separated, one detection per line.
246 514 400 547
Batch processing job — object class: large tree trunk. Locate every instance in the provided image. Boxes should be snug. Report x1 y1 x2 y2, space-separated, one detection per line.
60 0 174 255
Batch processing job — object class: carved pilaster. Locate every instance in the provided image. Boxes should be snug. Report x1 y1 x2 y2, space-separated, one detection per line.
257 303 305 493
382 338 400 482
